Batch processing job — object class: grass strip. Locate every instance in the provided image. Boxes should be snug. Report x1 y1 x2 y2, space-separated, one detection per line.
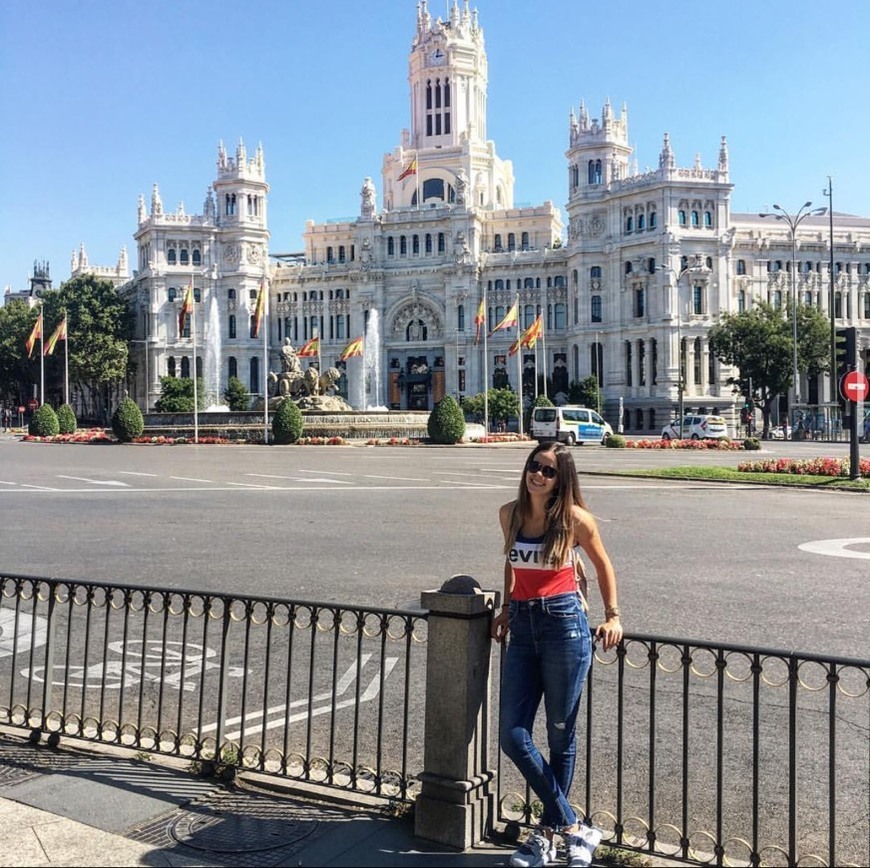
620 466 870 491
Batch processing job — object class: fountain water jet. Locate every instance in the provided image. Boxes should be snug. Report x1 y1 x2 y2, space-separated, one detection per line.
363 309 386 410
204 291 228 411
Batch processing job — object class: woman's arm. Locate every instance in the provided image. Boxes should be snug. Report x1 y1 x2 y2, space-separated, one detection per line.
574 506 623 651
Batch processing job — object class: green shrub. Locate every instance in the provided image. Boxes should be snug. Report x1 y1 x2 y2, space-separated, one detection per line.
223 376 250 411
272 398 303 444
112 397 144 442
427 395 466 444
29 404 59 437
743 437 762 451
56 403 77 435
154 376 207 412
604 433 626 448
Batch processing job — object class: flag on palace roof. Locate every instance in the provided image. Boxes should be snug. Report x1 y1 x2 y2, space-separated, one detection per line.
474 298 486 344
25 311 42 358
489 300 518 335
298 336 320 357
398 156 417 181
178 285 194 334
251 278 266 339
44 316 67 356
339 336 364 361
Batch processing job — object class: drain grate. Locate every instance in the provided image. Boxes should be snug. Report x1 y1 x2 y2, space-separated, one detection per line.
129 789 342 867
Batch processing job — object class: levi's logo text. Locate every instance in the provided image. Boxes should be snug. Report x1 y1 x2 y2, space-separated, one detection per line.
509 544 558 568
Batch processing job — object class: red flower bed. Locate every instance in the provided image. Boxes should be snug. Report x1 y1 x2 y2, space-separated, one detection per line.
22 428 111 444
626 438 742 450
737 456 870 477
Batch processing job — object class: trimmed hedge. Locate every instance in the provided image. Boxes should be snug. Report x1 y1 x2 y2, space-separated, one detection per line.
427 395 466 444
272 398 303 444
29 404 60 437
56 403 77 435
112 397 145 442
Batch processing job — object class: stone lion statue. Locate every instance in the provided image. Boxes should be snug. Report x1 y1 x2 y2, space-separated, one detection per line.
270 366 342 399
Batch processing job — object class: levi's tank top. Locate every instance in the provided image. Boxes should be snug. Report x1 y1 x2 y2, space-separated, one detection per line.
508 532 577 600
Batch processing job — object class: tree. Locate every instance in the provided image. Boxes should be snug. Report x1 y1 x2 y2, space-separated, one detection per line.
460 393 485 423
29 404 59 437
0 299 42 404
427 395 466 444
487 387 520 429
272 398 303 444
569 376 602 412
708 301 830 438
112 397 144 442
223 376 250 411
41 275 134 421
56 403 77 435
154 376 207 412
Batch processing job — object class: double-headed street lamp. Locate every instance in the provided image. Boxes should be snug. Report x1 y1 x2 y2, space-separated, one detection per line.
658 257 702 439
759 202 826 409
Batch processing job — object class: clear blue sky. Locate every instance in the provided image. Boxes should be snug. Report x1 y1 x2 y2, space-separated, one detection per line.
2 0 868 294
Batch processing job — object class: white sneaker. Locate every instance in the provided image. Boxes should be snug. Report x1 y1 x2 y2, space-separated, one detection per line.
565 823 603 867
509 831 558 867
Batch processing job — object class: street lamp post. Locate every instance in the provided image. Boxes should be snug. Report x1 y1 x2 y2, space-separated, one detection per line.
658 259 700 439
759 202 826 414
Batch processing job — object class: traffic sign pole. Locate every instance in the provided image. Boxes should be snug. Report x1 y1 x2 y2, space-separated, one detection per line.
838 370 868 481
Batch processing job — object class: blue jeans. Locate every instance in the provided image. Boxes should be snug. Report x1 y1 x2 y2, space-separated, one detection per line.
499 592 592 830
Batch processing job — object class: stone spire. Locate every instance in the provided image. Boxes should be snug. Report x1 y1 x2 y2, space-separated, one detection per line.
151 183 163 215
659 133 675 171
718 135 729 173
138 194 147 224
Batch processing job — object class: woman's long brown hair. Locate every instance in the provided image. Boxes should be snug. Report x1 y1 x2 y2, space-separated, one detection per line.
503 442 587 567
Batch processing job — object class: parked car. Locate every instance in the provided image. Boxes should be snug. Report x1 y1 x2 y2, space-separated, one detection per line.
661 414 728 440
531 405 613 445
770 424 792 440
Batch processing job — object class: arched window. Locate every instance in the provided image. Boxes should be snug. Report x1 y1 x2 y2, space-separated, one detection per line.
704 211 713 227
458 304 465 331
412 235 420 255
625 342 633 387
181 356 190 378
692 284 704 315
649 211 657 229
521 232 530 250
554 303 566 329
387 237 395 256
228 315 236 339
738 290 746 313
773 290 783 309
192 249 201 266
180 249 189 265
228 288 236 300
494 233 503 252
524 277 534 289
250 357 259 394
693 337 702 384
590 266 602 279
195 356 202 379
691 211 700 227
637 213 645 231
625 261 633 275
228 356 237 380
167 357 176 378
438 233 445 253
495 279 504 291
554 275 564 288
625 215 633 233
167 248 177 265
168 287 177 302
706 256 713 269
736 260 746 275
508 233 516 251
678 210 687 227
425 233 433 254
524 305 535 328
400 236 407 255
591 295 602 323
647 258 656 274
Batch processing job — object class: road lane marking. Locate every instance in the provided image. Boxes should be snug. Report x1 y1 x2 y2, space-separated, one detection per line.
295 469 354 476
119 471 159 477
225 481 280 488
57 475 130 487
0 480 16 485
364 474 429 481
246 473 352 484
170 476 216 483
798 538 870 560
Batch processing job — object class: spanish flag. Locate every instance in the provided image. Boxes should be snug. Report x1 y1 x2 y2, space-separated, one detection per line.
251 278 266 339
178 284 194 334
473 299 486 344
523 315 543 349
489 300 519 336
25 311 42 358
44 316 68 356
339 336 364 361
298 336 320 357
398 156 417 181
508 316 543 356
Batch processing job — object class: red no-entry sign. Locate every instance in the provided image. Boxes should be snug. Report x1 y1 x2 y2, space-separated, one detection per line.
840 370 869 403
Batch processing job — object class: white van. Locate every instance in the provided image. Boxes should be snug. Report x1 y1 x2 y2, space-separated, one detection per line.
531 405 613 446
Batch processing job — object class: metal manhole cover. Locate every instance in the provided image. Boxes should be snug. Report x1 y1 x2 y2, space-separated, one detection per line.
168 794 318 854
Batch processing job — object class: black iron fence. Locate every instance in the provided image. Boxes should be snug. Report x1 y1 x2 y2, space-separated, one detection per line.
0 573 427 803
1 572 867 866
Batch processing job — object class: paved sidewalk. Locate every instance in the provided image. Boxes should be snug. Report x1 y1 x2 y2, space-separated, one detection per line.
0 733 515 867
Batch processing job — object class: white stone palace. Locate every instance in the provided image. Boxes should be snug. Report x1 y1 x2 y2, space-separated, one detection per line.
120 0 870 432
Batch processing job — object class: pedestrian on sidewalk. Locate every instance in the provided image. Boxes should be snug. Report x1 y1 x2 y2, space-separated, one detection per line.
491 442 622 868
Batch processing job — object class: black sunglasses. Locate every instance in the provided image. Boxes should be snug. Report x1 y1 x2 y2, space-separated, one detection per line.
527 459 557 479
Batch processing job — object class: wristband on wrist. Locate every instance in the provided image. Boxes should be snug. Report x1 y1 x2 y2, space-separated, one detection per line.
605 606 620 619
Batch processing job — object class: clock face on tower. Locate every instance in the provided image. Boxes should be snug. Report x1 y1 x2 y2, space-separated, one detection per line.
430 48 445 66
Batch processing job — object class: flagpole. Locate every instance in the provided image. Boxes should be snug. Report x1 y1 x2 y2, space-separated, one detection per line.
192 279 199 444
540 304 548 399
483 287 489 439
64 314 69 406
39 303 44 406
415 150 419 210
514 294 523 437
263 270 270 445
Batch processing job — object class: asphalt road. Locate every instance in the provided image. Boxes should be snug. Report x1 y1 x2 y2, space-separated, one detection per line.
1 437 867 864
0 438 866 659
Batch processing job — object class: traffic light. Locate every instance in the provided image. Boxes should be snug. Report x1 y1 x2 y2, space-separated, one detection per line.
835 326 857 375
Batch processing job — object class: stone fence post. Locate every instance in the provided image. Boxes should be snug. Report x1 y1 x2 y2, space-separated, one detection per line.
414 574 498 850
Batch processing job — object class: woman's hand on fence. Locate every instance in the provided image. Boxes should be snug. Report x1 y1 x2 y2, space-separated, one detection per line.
491 607 510 643
595 616 623 652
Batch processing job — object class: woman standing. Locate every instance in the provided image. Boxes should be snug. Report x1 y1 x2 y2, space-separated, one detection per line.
491 443 622 867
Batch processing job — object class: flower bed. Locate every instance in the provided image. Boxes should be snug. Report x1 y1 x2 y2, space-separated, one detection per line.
366 437 417 446
296 436 347 446
470 434 531 444
22 428 112 444
132 435 232 445
626 438 743 450
738 456 870 477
